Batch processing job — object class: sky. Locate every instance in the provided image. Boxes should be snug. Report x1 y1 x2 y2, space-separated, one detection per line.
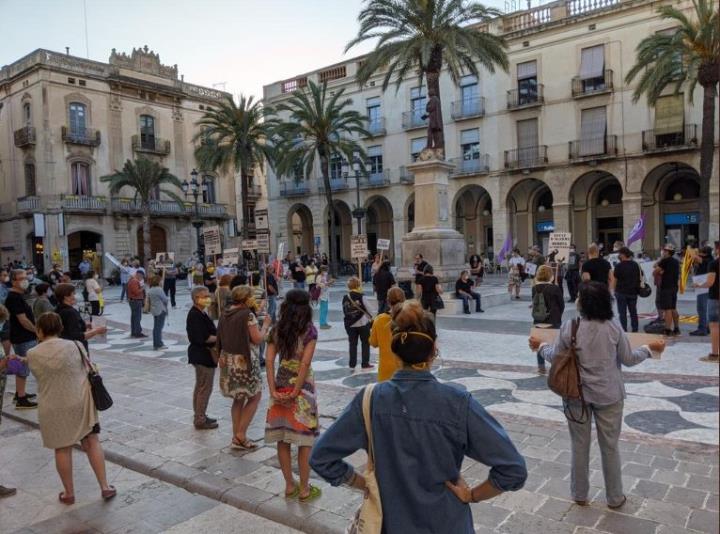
0 0 517 99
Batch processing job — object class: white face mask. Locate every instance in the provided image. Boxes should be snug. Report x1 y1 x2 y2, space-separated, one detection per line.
27 274 34 281
19 280 29 290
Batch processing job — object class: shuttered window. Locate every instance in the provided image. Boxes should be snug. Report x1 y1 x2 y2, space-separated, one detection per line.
580 107 607 156
654 94 684 135
517 61 537 79
517 119 538 167
579 45 605 80
461 129 480 160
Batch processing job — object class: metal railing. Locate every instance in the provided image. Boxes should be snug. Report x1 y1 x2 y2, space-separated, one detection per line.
572 69 614 97
110 198 226 217
449 154 490 176
131 135 171 155
402 110 428 130
197 203 228 217
17 196 39 213
451 97 486 120
318 178 349 193
61 195 107 211
507 84 544 109
62 126 101 146
359 169 391 188
399 166 415 185
569 135 617 160
642 124 698 152
246 183 262 199
279 181 310 197
366 117 387 136
504 146 548 169
14 126 36 147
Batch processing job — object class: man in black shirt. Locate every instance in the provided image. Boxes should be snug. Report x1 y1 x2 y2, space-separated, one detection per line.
455 270 483 314
654 244 681 336
565 245 581 302
690 246 713 336
694 241 719 362
581 243 613 286
413 254 429 297
4 269 38 409
373 261 395 314
612 247 641 332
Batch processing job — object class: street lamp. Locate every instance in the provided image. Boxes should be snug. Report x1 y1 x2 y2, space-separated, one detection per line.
343 156 366 235
181 168 208 264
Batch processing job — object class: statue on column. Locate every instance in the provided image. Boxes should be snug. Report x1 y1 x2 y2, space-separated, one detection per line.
421 72 445 159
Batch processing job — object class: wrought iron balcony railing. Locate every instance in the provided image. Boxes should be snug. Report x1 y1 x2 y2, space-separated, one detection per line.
318 178 349 193
399 166 415 185
451 97 486 120
131 135 171 155
572 69 614 97
449 154 490 176
504 145 548 170
642 124 698 152
61 195 107 212
14 126 36 148
402 111 428 130
62 126 101 146
358 169 391 188
507 84 544 109
569 135 617 160
279 181 310 197
366 117 387 136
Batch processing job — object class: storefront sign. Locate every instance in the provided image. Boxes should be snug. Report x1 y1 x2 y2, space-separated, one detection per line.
664 213 699 225
536 221 555 233
256 233 270 254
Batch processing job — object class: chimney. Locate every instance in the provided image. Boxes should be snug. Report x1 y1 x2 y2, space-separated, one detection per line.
65 47 70 55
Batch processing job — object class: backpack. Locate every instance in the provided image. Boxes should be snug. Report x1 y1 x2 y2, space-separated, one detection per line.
532 285 549 323
342 293 369 330
547 318 588 423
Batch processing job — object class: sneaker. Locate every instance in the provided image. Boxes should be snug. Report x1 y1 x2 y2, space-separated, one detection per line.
664 329 674 337
477 309 485 313
515 296 521 300
205 416 218 424
699 354 720 363
689 330 708 336
0 485 17 498
154 346 169 350
463 311 471 315
194 420 219 430
15 396 37 410
361 364 375 370
672 328 681 337
320 324 332 330
13 392 36 402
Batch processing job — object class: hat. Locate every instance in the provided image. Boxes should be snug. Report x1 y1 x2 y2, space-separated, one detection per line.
662 243 676 253
136 267 146 275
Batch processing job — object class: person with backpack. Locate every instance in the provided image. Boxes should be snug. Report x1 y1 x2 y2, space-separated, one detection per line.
342 277 375 371
529 282 665 511
531 265 564 374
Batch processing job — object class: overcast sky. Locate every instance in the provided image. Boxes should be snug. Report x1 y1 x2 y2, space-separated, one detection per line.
0 0 526 99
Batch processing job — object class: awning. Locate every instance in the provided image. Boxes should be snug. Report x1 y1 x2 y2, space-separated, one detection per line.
579 45 605 80
655 94 684 135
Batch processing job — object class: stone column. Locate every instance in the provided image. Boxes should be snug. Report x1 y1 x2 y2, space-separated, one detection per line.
552 202 572 233
491 207 511 255
622 194 643 254
392 214 405 264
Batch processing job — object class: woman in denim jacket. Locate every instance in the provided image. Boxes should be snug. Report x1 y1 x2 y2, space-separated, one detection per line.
310 300 527 533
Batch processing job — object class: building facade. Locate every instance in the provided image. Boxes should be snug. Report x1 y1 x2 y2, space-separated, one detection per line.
263 0 719 265
0 47 254 276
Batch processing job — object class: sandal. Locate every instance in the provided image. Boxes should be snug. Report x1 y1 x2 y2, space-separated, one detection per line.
231 438 258 451
299 485 322 503
285 484 300 499
608 495 627 509
58 492 75 505
101 486 117 500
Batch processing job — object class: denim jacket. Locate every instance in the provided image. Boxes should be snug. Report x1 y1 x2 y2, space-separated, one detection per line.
310 370 527 534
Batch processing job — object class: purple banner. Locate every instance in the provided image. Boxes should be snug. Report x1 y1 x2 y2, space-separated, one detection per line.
497 234 513 263
626 213 646 247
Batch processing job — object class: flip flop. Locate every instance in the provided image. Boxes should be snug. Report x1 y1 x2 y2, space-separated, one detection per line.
299 485 322 503
285 484 300 499
58 492 75 505
101 486 117 500
231 438 258 451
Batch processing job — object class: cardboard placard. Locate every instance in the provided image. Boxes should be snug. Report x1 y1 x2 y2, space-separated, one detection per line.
530 327 664 356
377 238 391 251
254 209 269 232
257 233 270 254
351 234 368 260
241 239 258 252
222 248 239 267
155 252 175 269
203 225 222 256
548 232 571 264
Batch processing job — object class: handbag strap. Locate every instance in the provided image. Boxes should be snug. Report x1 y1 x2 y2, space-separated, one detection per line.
73 340 92 373
362 383 377 468
348 293 373 320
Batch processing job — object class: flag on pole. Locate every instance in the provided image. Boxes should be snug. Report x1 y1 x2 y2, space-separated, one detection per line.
497 234 513 264
626 213 646 247
680 247 696 294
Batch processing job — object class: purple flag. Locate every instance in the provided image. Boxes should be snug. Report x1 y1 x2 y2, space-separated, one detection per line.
626 213 646 247
496 234 513 263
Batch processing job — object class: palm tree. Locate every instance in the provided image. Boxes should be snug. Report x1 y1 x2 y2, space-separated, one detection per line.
271 80 370 277
626 0 719 241
101 158 184 267
193 94 275 238
346 0 508 150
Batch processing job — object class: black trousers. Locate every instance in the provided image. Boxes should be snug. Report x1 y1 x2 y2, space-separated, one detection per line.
616 293 639 333
163 278 177 307
566 270 580 301
347 323 371 368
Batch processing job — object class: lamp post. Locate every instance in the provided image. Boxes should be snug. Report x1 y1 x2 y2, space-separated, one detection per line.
343 157 366 235
181 168 207 264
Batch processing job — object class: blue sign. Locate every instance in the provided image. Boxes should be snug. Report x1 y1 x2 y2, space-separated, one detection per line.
664 213 699 225
536 221 555 232
314 236 321 246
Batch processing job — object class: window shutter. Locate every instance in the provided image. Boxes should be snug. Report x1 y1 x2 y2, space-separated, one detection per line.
366 96 380 108
517 61 537 80
460 128 479 145
517 119 538 149
654 95 684 135
580 107 607 155
367 145 382 157
460 75 478 87
579 45 604 79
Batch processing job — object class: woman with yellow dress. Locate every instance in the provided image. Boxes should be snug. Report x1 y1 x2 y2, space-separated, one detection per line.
369 286 406 381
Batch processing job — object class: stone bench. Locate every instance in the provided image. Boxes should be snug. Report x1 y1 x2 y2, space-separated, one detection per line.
363 288 510 315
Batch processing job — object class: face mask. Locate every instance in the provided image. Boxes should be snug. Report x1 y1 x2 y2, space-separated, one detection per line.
94 274 99 280
27 275 34 281
198 297 212 308
19 280 29 290
207 267 215 274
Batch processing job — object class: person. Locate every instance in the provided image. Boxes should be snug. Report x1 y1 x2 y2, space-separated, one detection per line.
581 243 613 286
413 254 428 297
28 312 116 505
342 277 375 370
373 260 395 314
0 303 18 498
321 253 329 267
311 300 528 533
693 241 719 363
508 249 525 300
531 265 564 374
565 244 581 302
317 266 331 329
612 247 641 333
690 246 713 336
606 240 624 269
127 269 146 338
204 263 218 293
54 284 106 350
33 283 54 318
418 264 443 318
78 258 91 279
119 259 132 302
186 286 219 430
24 267 39 308
265 265 279 322
84 270 102 317
209 274 233 320
529 282 665 509
305 259 319 300
654 244 681 337
5 269 38 409
48 264 63 289
371 253 383 280
265 289 322 502
455 270 484 314
292 260 306 289
469 253 484 287
369 286 405 382
163 263 178 308
146 275 168 350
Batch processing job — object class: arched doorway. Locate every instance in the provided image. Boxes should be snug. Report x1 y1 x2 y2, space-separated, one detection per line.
288 204 314 255
453 185 493 257
326 200 352 262
507 179 553 253
405 193 415 234
569 171 623 252
365 196 394 259
642 162 702 252
67 230 103 278
136 225 167 262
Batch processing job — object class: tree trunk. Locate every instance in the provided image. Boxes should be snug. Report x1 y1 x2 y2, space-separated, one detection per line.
320 155 337 278
425 46 445 149
142 207 152 272
240 172 250 239
698 80 717 243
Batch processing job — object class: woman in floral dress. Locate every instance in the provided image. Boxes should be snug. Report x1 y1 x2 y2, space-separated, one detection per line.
265 289 321 502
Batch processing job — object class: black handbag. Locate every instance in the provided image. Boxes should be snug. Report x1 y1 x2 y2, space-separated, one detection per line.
74 341 113 411
432 294 445 310
638 267 652 298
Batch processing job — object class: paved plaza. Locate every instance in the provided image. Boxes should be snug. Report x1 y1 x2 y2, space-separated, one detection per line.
1 280 718 533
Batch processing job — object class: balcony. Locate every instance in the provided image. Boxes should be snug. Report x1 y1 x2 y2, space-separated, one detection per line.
17 196 39 214
451 97 486 120
197 203 228 218
246 183 262 201
569 135 618 161
402 111 427 130
449 154 490 177
61 195 107 213
110 197 226 218
318 177 349 193
14 126 36 148
366 117 387 137
279 181 310 197
504 146 548 170
642 125 698 153
572 69 614 98
399 166 415 185
507 85 544 110
131 135 171 156
359 169 391 189
62 126 101 147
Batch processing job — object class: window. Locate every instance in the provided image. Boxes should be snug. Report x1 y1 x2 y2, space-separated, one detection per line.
367 145 383 175
292 162 304 182
517 61 538 105
24 163 36 196
202 176 216 203
329 154 343 179
71 162 91 196
411 138 425 161
410 87 426 120
68 102 86 136
366 97 381 130
460 129 480 160
579 107 607 155
22 102 31 125
516 118 539 166
579 45 605 92
460 75 479 115
140 115 156 149
654 94 684 145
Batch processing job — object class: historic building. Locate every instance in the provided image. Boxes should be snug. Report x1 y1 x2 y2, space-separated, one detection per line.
0 47 256 275
263 0 719 264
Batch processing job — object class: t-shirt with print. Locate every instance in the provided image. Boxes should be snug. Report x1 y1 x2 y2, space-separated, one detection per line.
5 290 36 344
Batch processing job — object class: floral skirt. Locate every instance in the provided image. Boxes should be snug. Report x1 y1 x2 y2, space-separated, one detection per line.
265 360 318 447
219 351 261 399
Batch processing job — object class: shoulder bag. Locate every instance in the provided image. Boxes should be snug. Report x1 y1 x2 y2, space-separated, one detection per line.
638 265 652 298
546 319 588 423
347 383 383 534
74 341 113 411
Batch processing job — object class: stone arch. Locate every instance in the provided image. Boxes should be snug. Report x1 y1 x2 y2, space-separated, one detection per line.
67 229 103 277
507 178 553 253
452 184 493 256
287 203 314 256
569 170 623 252
404 192 415 234
365 195 394 259
136 224 168 262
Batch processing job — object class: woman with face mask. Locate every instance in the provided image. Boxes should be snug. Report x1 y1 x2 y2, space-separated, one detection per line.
84 271 102 317
186 286 218 430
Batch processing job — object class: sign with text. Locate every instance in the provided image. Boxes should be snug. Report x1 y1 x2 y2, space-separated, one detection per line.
351 234 368 260
277 241 285 261
254 209 269 232
241 239 258 252
376 238 391 251
222 248 240 267
203 225 222 256
155 252 175 269
256 233 271 254
548 232 572 264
